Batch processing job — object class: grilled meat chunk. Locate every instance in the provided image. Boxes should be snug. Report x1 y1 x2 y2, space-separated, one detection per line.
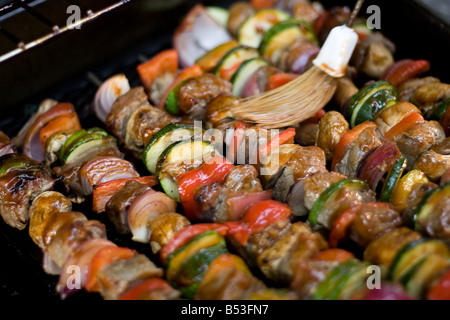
256 222 328 283
303 171 347 211
42 211 106 274
363 227 421 266
148 212 191 254
273 146 327 202
106 180 152 234
350 203 403 247
394 120 445 171
316 111 349 162
97 253 164 300
414 150 450 182
178 74 232 121
28 191 72 249
125 104 177 158
0 154 54 230
398 77 440 102
335 125 383 177
193 164 266 222
411 82 450 118
106 87 149 143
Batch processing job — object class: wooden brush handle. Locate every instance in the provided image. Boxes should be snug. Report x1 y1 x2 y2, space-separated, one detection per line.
347 0 366 27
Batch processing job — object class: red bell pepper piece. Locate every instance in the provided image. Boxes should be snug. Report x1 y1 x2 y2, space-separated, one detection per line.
85 246 136 292
383 112 425 141
312 248 355 263
381 59 430 87
225 200 293 246
118 278 174 300
328 206 359 248
178 156 234 220
137 49 178 93
331 121 377 171
266 73 297 91
159 223 228 263
250 0 276 9
427 270 450 300
258 127 296 160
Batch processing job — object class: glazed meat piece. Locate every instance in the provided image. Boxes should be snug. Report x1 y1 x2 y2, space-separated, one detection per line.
411 82 450 117
394 120 445 171
106 87 149 143
363 227 421 266
194 165 266 222
125 104 177 158
351 33 395 78
273 146 326 202
222 164 263 192
335 125 383 177
28 191 72 249
0 154 55 230
398 77 440 102
290 259 339 300
414 150 450 182
195 254 267 300
245 219 293 266
227 2 255 37
43 211 106 274
415 195 450 243
350 203 403 247
295 122 318 147
178 74 232 121
375 102 421 135
148 212 191 254
316 111 349 162
256 221 328 283
204 94 239 127
315 185 376 230
96 253 164 300
303 171 347 211
292 1 321 24
106 180 152 234
402 181 438 225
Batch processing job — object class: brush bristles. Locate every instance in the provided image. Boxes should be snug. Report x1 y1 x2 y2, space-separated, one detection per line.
231 66 338 129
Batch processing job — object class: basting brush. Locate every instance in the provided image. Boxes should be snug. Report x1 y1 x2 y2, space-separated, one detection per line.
231 0 365 128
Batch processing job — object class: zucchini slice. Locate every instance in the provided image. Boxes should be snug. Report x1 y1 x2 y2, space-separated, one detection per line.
379 156 407 203
388 238 450 281
404 254 450 299
307 179 369 228
346 81 398 128
58 129 87 161
165 230 226 298
60 130 115 164
313 259 360 300
237 9 290 48
195 40 239 72
214 46 259 80
206 6 229 29
164 80 189 115
157 139 217 201
430 97 450 121
230 57 270 97
143 123 197 174
259 19 317 64
413 181 450 232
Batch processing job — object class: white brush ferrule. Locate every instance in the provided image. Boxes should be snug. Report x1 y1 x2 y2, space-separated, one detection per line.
313 25 358 78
